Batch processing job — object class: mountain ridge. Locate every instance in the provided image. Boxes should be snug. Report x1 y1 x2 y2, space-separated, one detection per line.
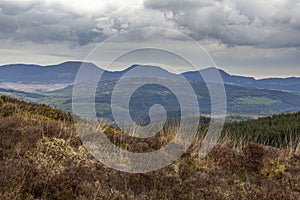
0 61 300 93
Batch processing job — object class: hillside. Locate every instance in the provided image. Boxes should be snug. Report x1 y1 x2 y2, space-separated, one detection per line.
42 80 300 118
1 96 300 199
1 62 300 118
183 68 300 93
2 80 300 120
0 62 100 84
1 62 300 92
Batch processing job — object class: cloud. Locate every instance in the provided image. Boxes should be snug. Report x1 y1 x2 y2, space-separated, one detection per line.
0 0 175 45
0 0 105 45
0 0 299 48
144 0 300 48
0 0 39 15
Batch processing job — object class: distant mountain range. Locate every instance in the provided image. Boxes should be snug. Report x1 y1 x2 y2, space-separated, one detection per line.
1 61 300 119
183 68 300 93
0 62 99 84
0 61 300 93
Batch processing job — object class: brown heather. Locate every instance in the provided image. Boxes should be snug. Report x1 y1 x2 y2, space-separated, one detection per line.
0 96 300 199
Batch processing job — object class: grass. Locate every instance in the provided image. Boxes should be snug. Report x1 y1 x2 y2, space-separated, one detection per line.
0 96 300 199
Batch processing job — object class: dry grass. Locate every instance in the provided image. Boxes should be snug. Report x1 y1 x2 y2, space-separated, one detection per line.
0 96 300 199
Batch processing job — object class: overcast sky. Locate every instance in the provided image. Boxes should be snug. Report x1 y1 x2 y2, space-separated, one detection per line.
0 0 299 78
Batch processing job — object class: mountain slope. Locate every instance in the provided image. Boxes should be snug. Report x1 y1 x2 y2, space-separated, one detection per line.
1 62 300 93
183 68 300 93
0 96 300 199
1 62 300 118
40 79 300 118
0 61 100 83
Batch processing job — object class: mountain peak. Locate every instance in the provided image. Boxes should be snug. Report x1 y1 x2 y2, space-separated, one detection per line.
51 61 99 69
0 61 300 92
124 64 169 72
104 64 177 80
200 67 229 75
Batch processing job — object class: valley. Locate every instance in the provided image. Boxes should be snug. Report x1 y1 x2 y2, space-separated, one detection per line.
0 62 300 121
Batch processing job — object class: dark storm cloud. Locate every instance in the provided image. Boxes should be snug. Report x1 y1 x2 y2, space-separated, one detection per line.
0 0 38 15
0 0 170 45
0 0 299 48
0 0 105 45
144 0 300 48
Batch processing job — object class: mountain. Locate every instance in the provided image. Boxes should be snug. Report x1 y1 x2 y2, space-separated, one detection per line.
183 68 300 93
255 77 300 92
17 78 298 120
0 62 179 84
0 62 177 84
1 62 299 93
0 61 100 84
1 61 300 118
102 64 178 80
182 67 256 85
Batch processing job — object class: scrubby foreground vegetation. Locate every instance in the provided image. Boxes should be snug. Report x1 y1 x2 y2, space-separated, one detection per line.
0 96 300 199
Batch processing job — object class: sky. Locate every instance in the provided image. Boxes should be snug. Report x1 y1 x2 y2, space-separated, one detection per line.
0 0 299 78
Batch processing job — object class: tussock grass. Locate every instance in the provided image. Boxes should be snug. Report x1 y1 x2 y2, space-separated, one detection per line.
1 96 300 199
